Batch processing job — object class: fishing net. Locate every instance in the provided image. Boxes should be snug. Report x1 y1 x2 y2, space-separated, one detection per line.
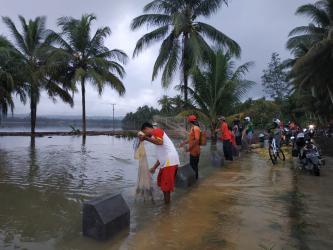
153 115 188 140
133 139 153 199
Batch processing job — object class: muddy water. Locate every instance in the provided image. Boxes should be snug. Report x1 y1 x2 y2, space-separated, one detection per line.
295 157 333 250
0 136 332 249
116 154 300 250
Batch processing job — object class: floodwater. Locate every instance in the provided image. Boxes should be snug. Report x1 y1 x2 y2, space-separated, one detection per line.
0 136 332 250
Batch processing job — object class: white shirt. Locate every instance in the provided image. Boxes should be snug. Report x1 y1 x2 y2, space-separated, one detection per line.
152 128 180 168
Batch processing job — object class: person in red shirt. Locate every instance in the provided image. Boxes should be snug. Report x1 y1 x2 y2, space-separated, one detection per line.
180 115 201 179
139 122 180 204
217 116 233 161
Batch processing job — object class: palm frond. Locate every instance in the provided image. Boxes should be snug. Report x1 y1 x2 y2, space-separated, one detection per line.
194 0 228 17
133 25 169 57
2 16 29 55
131 14 171 30
197 22 241 57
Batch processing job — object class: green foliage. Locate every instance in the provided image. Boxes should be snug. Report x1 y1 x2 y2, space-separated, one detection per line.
233 98 281 129
286 0 333 122
262 53 291 102
122 105 160 130
158 94 186 115
49 14 128 132
1 16 73 132
182 49 254 141
131 0 240 103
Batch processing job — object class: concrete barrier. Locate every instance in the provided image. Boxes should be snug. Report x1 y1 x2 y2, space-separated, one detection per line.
176 164 196 188
82 194 130 241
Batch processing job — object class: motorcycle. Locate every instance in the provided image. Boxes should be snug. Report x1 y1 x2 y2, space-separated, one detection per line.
300 145 322 176
292 131 325 176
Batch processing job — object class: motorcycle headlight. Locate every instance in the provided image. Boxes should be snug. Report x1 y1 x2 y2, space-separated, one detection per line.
309 124 315 130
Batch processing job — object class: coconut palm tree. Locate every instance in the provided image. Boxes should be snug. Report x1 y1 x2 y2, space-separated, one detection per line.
182 49 254 143
0 36 17 117
287 0 333 106
48 14 128 133
2 16 73 133
131 0 240 105
158 95 174 114
171 94 186 114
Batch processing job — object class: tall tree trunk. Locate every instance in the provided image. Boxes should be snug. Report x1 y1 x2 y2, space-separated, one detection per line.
183 34 189 107
210 122 218 145
30 94 37 134
81 77 86 134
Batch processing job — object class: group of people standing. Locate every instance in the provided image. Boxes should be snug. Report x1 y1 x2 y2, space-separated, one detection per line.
137 114 254 204
218 116 254 161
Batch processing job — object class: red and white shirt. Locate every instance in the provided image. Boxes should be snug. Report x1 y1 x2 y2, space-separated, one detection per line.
152 128 180 168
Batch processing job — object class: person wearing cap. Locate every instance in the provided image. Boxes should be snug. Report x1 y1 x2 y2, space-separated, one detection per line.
217 116 233 161
180 115 201 179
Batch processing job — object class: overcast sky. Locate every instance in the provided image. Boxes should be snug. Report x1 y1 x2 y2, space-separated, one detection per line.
1 0 309 117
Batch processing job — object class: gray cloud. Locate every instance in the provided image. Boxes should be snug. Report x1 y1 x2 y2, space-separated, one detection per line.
1 0 308 116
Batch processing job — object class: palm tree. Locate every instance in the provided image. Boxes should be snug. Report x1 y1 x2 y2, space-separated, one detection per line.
182 49 254 143
171 94 186 113
2 16 73 133
158 95 174 114
48 14 128 133
0 36 16 117
287 0 333 106
131 0 240 105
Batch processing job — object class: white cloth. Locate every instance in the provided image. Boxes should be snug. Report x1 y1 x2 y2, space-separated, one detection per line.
154 130 180 168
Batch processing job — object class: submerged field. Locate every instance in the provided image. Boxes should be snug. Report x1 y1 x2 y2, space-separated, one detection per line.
0 136 332 249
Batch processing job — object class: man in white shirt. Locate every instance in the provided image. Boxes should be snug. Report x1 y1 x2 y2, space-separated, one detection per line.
140 122 180 204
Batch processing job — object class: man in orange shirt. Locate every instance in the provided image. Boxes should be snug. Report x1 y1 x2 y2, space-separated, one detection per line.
218 116 233 161
180 115 201 179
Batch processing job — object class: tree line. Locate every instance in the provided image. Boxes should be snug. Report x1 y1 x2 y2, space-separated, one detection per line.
1 0 333 135
0 14 127 133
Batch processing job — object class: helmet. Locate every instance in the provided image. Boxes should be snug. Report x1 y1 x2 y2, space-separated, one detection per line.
244 116 251 122
218 116 226 121
187 115 197 122
273 118 281 125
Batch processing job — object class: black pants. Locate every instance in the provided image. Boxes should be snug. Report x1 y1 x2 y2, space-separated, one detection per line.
190 155 200 179
223 140 233 161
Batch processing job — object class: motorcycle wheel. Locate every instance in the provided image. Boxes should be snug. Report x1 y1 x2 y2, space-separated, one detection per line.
269 146 277 165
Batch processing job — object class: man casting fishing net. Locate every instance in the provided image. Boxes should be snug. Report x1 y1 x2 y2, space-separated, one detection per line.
139 122 180 204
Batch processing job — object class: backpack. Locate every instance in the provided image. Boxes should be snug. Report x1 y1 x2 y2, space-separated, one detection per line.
199 131 207 146
191 126 207 146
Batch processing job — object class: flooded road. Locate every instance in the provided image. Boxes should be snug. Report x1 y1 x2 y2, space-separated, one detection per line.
118 154 300 250
0 136 332 249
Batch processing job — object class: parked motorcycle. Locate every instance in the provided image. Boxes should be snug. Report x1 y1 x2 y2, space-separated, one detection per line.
298 139 324 176
291 129 324 175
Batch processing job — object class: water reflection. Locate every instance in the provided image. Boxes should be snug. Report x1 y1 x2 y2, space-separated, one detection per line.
1 136 329 249
28 137 38 183
0 136 190 249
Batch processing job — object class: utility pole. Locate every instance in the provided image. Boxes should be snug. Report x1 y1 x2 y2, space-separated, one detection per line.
111 103 116 132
